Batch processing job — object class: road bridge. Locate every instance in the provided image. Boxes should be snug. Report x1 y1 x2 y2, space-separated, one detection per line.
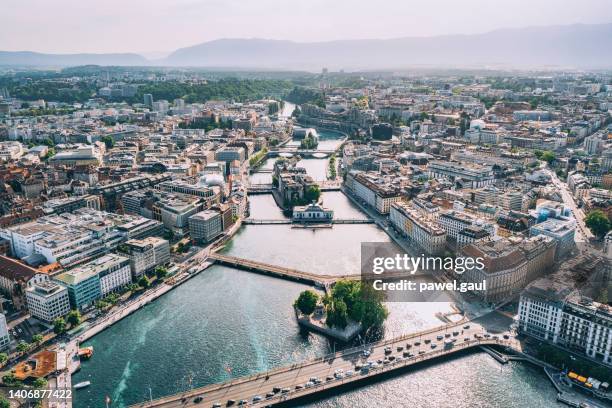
129 322 515 408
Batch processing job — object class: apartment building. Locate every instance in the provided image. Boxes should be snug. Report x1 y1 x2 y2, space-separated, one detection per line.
518 281 612 367
438 210 496 241
390 201 446 255
346 171 401 214
461 239 527 303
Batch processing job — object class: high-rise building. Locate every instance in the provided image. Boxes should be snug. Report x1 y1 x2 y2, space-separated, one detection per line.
144 93 154 108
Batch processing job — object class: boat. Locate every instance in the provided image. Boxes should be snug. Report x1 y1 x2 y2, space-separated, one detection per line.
78 346 94 359
74 381 91 390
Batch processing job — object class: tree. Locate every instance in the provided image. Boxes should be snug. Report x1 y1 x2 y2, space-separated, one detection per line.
326 299 348 329
100 135 115 149
16 341 31 353
0 396 9 408
0 353 7 365
139 275 151 288
585 210 611 238
541 151 556 164
67 310 81 327
304 185 321 203
155 266 168 280
53 317 67 334
33 377 48 388
2 372 19 386
294 290 319 316
32 334 44 346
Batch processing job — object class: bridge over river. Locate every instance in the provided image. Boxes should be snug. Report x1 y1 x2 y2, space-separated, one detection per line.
129 321 516 408
207 253 429 287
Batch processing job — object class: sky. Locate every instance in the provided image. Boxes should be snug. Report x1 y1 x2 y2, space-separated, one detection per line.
2 0 611 55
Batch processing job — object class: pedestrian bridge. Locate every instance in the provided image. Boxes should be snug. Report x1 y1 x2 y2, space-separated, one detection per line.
128 322 515 408
207 253 429 286
243 218 374 225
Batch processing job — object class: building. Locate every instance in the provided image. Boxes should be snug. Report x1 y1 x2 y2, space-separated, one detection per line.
215 146 246 163
346 171 401 214
189 210 223 244
457 226 491 249
438 210 496 241
292 202 334 223
461 239 527 303
427 161 494 188
26 281 71 323
518 281 612 367
54 268 101 311
54 253 131 309
390 201 447 255
0 314 9 350
530 218 576 261
123 237 170 278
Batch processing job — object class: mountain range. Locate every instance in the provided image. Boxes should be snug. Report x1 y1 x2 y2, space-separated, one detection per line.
1 23 611 70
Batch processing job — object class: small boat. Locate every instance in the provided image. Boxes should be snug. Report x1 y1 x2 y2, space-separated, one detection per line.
74 381 91 390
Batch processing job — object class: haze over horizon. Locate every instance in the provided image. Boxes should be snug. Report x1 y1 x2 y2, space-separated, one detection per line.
2 0 612 55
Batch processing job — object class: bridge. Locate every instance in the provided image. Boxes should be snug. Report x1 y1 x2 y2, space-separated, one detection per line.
207 253 429 287
268 149 336 158
247 181 341 195
243 218 374 225
129 322 515 408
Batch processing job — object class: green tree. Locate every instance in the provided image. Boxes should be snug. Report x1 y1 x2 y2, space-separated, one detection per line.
31 334 44 346
541 151 556 164
139 275 151 288
53 317 67 334
304 185 321 203
16 341 30 353
33 377 48 388
0 353 7 364
2 372 19 386
294 290 319 316
100 135 115 149
0 395 9 408
67 310 81 327
585 210 611 237
155 266 168 280
326 299 348 329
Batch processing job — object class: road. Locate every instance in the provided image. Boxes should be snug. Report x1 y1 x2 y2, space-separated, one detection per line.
130 321 512 408
546 168 595 243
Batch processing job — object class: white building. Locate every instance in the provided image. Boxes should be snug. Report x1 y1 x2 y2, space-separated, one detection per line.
292 202 334 223
518 282 612 367
346 171 401 214
26 281 71 323
0 314 9 350
73 254 132 297
427 161 494 188
123 237 170 277
390 201 447 255
0 141 25 162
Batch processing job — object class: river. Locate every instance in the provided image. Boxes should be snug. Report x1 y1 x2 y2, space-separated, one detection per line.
71 126 565 408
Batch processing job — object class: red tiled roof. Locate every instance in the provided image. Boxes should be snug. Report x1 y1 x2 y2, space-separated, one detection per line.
0 255 37 282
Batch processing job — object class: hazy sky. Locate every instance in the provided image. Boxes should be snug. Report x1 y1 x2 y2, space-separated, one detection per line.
2 0 611 55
